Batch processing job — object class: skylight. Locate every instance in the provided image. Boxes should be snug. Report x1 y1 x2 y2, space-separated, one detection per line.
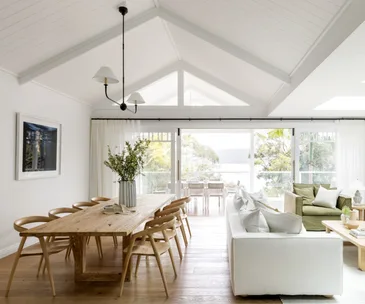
315 96 365 110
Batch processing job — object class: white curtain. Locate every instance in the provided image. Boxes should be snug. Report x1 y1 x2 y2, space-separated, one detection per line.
89 120 140 198
336 122 365 196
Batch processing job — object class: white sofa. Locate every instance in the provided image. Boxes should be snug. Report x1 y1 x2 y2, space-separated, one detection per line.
226 200 343 296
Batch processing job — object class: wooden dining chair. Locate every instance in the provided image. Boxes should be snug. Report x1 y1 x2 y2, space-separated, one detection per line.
71 202 104 259
5 216 70 297
156 203 188 247
139 210 183 260
120 216 177 297
167 197 192 238
48 207 80 259
91 196 110 203
156 206 188 247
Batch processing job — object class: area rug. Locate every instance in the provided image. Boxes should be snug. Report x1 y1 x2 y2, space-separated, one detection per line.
280 246 365 303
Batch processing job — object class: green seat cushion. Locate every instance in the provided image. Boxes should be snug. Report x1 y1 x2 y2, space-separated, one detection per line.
302 205 342 216
293 187 315 205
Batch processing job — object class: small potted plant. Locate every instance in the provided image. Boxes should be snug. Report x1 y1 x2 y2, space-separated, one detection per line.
104 138 150 207
341 206 351 224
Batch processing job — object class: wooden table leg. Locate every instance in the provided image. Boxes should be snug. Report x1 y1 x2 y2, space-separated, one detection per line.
72 236 86 281
123 234 132 282
358 247 365 271
38 236 56 296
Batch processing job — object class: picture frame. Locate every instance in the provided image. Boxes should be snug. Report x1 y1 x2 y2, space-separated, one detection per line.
16 113 61 180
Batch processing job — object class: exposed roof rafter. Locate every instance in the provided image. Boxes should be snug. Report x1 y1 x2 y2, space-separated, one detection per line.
17 6 292 85
158 7 290 84
267 0 365 115
18 8 159 84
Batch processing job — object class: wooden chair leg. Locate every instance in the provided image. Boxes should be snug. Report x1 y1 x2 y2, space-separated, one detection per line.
38 237 56 297
5 236 26 297
113 236 118 247
135 255 141 276
167 247 177 277
95 237 103 259
119 250 133 297
154 252 169 297
174 235 183 260
86 236 90 245
185 218 192 237
179 224 188 247
37 256 44 277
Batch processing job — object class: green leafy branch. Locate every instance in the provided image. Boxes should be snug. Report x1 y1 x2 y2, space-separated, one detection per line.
104 138 150 182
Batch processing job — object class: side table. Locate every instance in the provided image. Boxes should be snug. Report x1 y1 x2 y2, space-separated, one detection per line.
353 205 365 220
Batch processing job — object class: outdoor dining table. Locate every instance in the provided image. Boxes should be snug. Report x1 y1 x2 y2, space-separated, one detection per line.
17 194 174 295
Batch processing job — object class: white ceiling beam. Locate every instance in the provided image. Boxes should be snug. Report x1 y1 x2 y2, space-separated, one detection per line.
158 8 290 84
18 8 158 85
267 0 365 115
182 61 265 107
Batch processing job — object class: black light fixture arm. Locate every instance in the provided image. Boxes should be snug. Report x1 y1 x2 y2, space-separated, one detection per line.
104 83 119 106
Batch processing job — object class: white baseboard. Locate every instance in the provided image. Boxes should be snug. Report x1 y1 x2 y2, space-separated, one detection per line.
0 239 38 259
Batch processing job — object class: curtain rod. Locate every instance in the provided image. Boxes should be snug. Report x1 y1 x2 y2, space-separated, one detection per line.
91 117 365 121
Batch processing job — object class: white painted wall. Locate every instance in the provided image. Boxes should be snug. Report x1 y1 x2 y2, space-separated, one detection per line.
0 70 91 257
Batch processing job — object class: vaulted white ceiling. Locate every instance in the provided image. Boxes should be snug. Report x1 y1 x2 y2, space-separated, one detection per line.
0 0 364 118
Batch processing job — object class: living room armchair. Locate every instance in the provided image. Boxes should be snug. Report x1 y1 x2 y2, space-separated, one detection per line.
284 183 352 231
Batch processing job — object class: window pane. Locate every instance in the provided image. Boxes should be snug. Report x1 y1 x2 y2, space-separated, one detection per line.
298 132 336 184
138 133 172 194
254 129 292 197
184 73 248 106
135 72 177 106
181 130 251 189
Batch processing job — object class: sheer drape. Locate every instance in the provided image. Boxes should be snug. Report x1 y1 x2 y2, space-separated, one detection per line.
336 122 365 195
89 120 140 198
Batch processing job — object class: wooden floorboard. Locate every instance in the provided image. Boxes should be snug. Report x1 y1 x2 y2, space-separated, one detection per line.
0 201 281 303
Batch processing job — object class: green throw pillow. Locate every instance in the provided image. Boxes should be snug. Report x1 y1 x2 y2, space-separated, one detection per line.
294 187 315 205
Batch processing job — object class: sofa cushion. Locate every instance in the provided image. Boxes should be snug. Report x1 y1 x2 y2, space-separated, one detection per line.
293 187 315 205
239 209 269 233
234 189 247 211
312 186 341 208
261 209 302 234
293 183 331 196
302 205 342 216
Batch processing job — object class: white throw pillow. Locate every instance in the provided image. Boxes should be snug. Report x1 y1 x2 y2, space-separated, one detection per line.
234 188 248 210
261 209 302 234
312 186 341 209
239 209 269 233
240 188 256 210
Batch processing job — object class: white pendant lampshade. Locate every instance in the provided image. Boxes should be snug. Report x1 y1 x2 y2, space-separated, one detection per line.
127 92 146 105
93 66 119 84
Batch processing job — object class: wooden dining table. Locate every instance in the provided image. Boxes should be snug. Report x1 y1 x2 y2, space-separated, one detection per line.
18 194 174 295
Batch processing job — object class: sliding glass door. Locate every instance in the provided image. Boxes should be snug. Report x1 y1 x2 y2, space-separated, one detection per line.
294 130 336 184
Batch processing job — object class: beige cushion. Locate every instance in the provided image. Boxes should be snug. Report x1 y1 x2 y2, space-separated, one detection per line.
261 209 302 234
239 209 269 233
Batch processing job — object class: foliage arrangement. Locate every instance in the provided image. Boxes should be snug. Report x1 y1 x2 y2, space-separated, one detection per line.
104 138 150 182
342 206 351 216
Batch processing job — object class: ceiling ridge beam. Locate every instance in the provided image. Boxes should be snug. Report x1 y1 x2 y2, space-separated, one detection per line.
158 8 290 84
181 61 265 107
267 0 365 115
18 8 158 85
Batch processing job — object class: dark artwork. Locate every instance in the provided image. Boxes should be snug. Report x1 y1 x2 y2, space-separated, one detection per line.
22 122 58 172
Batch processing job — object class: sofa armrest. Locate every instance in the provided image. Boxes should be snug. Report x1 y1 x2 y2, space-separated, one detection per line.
337 195 352 210
284 191 303 216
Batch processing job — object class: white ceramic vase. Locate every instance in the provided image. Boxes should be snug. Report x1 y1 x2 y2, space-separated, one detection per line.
119 180 137 208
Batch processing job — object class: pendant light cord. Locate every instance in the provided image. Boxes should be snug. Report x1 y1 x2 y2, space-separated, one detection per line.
122 12 125 106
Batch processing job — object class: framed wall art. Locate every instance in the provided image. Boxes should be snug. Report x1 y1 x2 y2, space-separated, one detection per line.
16 113 61 180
